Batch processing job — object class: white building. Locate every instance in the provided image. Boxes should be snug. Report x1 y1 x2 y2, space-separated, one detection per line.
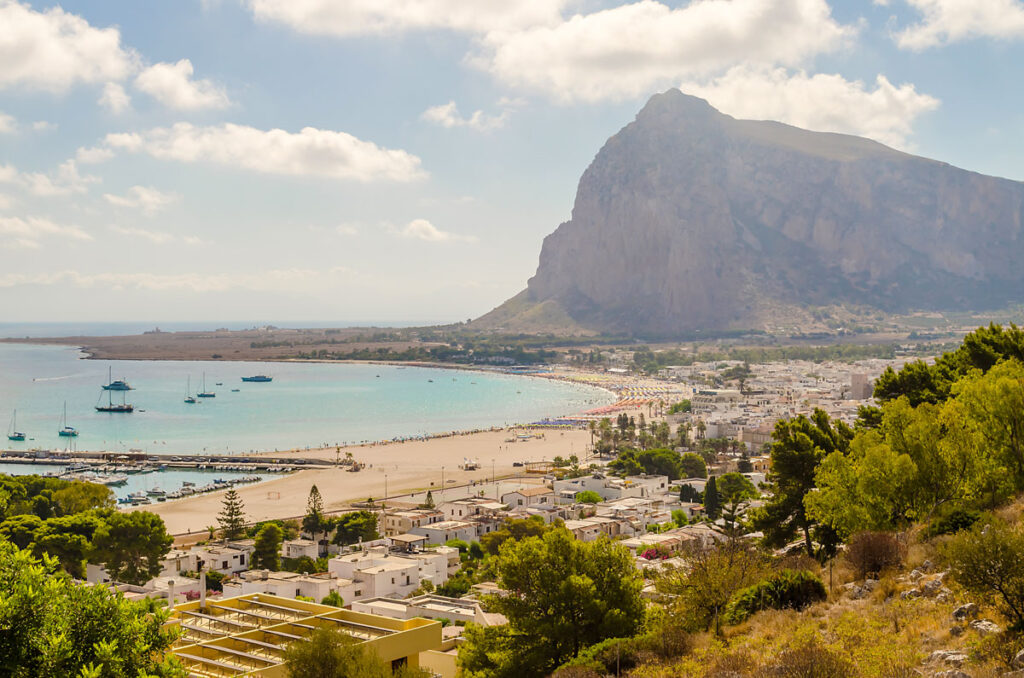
501 486 555 508
282 539 320 560
410 520 478 544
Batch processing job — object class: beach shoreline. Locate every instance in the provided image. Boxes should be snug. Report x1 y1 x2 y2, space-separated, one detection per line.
133 426 599 535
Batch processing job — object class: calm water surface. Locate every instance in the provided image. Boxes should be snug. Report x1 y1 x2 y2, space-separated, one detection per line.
0 344 612 455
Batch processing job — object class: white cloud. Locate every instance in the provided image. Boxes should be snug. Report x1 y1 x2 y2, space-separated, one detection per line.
0 215 92 249
680 66 940 148
421 101 508 130
1 160 100 197
76 145 116 164
134 59 230 110
0 112 14 133
894 0 1024 49
103 186 180 215
98 82 131 114
245 0 566 36
0 1 135 92
100 122 425 182
0 267 345 292
400 218 475 242
477 0 855 102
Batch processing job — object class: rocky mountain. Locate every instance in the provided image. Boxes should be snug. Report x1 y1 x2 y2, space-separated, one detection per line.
476 89 1024 335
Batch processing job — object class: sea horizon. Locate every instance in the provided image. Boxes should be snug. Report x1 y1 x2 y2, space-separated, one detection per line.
0 320 452 339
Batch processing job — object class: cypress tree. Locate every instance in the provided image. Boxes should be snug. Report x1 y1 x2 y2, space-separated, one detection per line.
704 475 720 520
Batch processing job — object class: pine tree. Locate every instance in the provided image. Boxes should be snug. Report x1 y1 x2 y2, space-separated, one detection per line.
302 485 326 544
252 523 283 570
217 488 246 540
704 476 720 520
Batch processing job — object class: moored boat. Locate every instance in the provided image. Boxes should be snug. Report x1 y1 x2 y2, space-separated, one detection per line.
7 410 25 441
57 402 78 437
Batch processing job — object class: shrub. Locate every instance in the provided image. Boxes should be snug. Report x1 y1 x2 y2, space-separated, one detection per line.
757 636 854 678
554 626 690 676
844 531 904 579
926 508 981 538
945 519 1024 630
724 569 827 625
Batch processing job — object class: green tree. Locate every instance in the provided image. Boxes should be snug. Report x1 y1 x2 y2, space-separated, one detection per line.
33 511 104 578
459 529 644 677
716 472 757 504
703 476 720 520
750 409 853 558
252 522 283 570
51 482 114 517
331 511 379 546
217 488 246 540
680 452 707 479
0 542 183 677
91 511 173 585
954 359 1024 486
657 539 763 635
303 485 327 546
0 513 43 549
679 483 702 503
575 490 602 504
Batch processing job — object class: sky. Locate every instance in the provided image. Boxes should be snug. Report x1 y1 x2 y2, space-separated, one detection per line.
1 0 1023 325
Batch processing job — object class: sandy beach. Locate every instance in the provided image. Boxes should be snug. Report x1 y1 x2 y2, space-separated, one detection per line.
137 428 595 534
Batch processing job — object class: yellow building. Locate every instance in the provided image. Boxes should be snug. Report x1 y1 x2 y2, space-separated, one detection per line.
167 593 452 677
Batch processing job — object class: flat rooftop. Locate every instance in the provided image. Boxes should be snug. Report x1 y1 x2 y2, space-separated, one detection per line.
168 593 441 677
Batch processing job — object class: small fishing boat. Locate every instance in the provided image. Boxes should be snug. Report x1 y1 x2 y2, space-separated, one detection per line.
7 410 25 441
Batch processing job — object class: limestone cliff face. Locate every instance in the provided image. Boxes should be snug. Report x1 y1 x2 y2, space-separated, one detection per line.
480 89 1024 334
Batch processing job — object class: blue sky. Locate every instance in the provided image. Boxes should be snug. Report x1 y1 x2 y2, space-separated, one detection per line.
1 0 1023 324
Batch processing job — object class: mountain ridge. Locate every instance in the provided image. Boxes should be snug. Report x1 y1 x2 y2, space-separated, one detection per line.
476 89 1024 335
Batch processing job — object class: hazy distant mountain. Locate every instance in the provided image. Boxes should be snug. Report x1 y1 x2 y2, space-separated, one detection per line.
476 89 1024 335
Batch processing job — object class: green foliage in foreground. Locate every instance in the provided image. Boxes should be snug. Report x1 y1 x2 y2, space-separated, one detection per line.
0 542 183 678
459 529 644 678
723 569 827 625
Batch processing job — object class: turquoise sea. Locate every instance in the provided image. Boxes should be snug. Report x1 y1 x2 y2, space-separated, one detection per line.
0 343 613 455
